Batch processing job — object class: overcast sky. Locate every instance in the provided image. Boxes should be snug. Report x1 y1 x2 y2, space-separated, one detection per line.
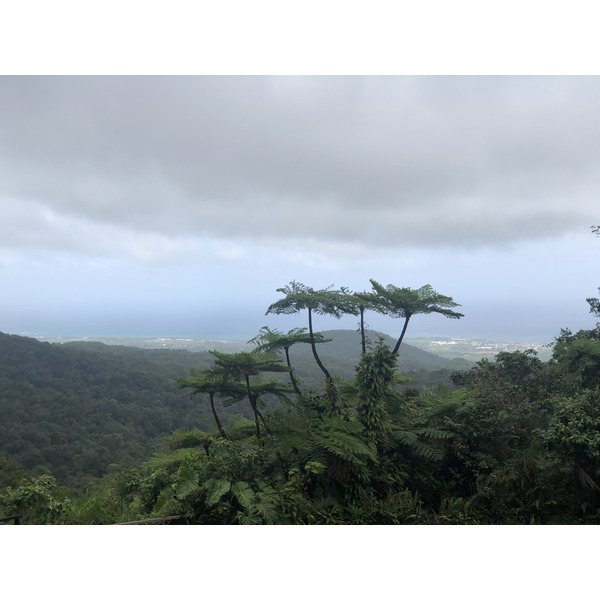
1 75 598 342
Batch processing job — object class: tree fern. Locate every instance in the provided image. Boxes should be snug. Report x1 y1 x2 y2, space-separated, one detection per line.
391 429 446 461
249 326 331 395
266 281 358 398
369 279 463 355
209 350 293 437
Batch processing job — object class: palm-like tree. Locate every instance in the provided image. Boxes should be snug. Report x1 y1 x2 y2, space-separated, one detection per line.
176 366 242 440
370 279 464 355
265 281 358 389
249 326 332 395
588 226 600 316
209 350 292 438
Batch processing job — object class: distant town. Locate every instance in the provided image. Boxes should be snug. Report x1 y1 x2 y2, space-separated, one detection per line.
37 334 554 362
407 337 553 362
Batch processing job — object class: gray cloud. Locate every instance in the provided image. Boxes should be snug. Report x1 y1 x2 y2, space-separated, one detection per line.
1 76 599 257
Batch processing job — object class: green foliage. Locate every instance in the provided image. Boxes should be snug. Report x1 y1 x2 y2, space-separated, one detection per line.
0 324 467 497
266 281 359 397
0 475 69 524
370 280 464 321
587 289 600 317
249 326 331 355
552 334 600 390
167 429 213 451
0 452 30 490
369 279 464 354
0 332 255 489
204 479 231 506
349 341 395 444
176 366 246 439
542 391 600 469
265 281 358 319
207 350 294 437
63 468 144 524
249 326 332 394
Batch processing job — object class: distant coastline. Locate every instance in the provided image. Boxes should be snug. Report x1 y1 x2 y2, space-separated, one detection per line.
34 331 554 362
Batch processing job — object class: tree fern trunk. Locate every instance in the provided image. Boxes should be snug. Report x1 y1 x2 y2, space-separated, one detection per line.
308 307 333 384
209 392 228 439
392 316 411 355
245 375 261 438
360 305 366 354
256 406 271 434
285 347 302 395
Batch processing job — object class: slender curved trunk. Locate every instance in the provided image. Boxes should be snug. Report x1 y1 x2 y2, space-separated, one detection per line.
359 305 366 354
308 307 337 404
392 315 411 355
284 346 301 395
243 375 271 437
256 406 271 434
244 375 261 438
308 307 333 383
209 392 228 439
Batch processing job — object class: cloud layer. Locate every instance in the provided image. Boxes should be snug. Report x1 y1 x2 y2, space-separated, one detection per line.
2 76 599 264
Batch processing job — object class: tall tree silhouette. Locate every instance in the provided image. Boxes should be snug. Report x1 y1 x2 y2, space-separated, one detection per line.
369 279 464 355
588 225 600 316
209 350 292 438
351 290 381 354
265 281 358 394
249 326 331 395
176 366 242 439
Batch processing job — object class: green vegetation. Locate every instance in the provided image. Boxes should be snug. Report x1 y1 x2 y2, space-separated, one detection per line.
2 276 600 524
0 334 248 489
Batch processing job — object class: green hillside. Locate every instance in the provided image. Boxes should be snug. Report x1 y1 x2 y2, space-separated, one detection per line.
290 329 472 368
0 329 466 489
0 332 226 488
274 329 472 391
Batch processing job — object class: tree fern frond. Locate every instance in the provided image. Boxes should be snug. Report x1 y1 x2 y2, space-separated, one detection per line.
222 395 244 407
391 429 446 461
413 427 453 440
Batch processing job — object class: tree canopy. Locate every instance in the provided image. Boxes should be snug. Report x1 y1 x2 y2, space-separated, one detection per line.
369 280 464 354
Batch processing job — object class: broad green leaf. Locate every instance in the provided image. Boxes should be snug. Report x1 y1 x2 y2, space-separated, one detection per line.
174 465 200 500
231 481 255 508
204 479 231 506
236 507 261 525
254 497 278 524
154 486 175 512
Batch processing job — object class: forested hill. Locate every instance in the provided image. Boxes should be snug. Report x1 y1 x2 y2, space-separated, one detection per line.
0 330 470 490
0 332 216 488
278 329 472 390
295 329 472 370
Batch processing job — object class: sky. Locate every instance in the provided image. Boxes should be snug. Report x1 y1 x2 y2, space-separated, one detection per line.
1 75 599 343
